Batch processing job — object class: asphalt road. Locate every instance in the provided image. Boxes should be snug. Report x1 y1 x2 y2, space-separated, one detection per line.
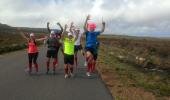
0 46 113 100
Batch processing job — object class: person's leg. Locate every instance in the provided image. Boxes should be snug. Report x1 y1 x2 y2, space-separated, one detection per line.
69 55 74 75
60 45 64 55
52 48 59 74
80 45 84 56
46 50 51 74
33 52 39 72
86 51 93 76
64 64 69 78
64 54 69 78
67 64 71 76
46 58 50 74
68 64 73 78
92 53 97 73
92 45 99 72
87 58 93 73
83 52 87 66
92 60 96 73
75 45 83 67
28 53 33 73
74 51 78 68
52 58 57 74
81 49 85 57
70 64 73 74
74 45 78 68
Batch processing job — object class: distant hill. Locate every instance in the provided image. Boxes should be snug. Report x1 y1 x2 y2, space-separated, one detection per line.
0 23 16 34
0 23 48 34
101 34 170 40
0 23 47 47
0 23 12 29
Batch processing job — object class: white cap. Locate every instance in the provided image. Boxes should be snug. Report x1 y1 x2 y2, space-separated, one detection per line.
50 31 55 34
50 31 56 38
68 32 73 36
30 33 35 37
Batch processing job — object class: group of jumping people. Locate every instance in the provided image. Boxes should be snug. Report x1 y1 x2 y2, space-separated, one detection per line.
18 15 105 78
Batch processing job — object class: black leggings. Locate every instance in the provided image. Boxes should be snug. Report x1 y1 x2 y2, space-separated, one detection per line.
28 52 38 64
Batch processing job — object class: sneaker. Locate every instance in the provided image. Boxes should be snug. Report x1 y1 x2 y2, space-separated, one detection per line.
27 69 32 75
35 71 39 75
70 73 74 78
65 74 69 79
24 67 29 73
46 69 49 74
53 70 56 75
84 61 87 66
25 68 32 74
86 72 91 77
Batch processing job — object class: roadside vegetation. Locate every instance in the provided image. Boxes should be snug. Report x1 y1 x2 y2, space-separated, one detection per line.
97 35 170 100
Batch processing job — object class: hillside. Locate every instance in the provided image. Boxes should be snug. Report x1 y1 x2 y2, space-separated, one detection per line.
0 23 47 54
98 36 170 99
0 23 47 44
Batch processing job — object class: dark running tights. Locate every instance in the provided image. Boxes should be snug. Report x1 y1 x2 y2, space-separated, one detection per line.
28 52 38 72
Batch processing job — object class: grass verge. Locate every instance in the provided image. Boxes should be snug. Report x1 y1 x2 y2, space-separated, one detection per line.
97 43 170 100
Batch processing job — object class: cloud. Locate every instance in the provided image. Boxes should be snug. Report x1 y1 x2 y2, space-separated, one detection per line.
0 0 170 37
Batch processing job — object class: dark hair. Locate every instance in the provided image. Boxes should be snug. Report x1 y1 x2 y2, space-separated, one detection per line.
29 38 37 45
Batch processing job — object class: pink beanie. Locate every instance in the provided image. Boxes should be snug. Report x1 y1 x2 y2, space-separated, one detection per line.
87 22 96 30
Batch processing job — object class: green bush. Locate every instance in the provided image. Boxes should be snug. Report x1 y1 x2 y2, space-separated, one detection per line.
0 44 27 54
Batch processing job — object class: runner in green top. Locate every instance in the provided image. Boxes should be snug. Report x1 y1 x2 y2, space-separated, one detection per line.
64 37 75 55
61 23 78 78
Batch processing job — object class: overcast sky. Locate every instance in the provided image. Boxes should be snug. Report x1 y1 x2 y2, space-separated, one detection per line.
0 0 170 37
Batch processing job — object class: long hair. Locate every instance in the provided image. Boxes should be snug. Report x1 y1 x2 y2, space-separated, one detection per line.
28 38 37 45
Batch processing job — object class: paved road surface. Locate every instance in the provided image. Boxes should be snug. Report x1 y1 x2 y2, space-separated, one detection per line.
0 46 113 100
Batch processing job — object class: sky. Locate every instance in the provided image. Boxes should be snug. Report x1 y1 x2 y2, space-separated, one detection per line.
0 0 170 37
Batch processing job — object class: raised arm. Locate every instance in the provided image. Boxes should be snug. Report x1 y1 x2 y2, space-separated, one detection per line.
47 22 51 33
61 24 68 40
35 35 47 42
100 21 106 33
57 22 63 33
80 33 83 45
69 22 74 34
17 28 29 41
84 15 90 32
73 29 78 41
